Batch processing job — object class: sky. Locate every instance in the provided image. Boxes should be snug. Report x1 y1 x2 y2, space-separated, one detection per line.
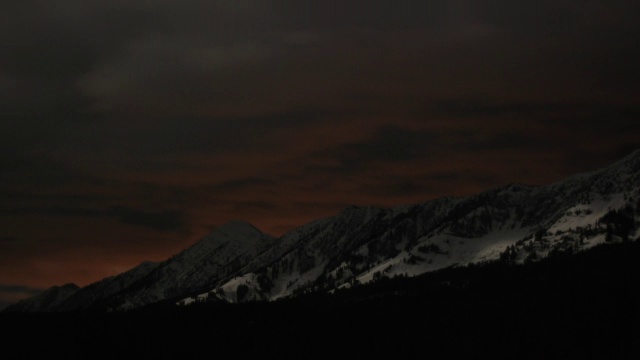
1 1 640 309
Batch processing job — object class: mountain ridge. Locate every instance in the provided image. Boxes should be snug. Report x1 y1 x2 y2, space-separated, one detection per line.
5 150 639 312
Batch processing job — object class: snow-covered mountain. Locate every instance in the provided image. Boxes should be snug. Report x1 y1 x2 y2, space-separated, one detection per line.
6 150 640 312
106 220 275 310
181 150 640 304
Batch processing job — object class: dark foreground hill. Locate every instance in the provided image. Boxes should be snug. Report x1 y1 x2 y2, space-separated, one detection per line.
1 241 638 359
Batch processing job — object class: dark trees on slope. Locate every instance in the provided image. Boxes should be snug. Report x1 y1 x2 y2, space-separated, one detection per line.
600 205 637 242
236 285 249 303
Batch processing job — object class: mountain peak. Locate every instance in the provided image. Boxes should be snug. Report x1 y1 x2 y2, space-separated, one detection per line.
617 148 640 166
60 283 80 291
624 148 640 158
599 148 640 177
188 220 267 253
214 220 263 236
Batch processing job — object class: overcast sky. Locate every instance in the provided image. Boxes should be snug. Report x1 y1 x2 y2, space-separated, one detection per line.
1 1 640 309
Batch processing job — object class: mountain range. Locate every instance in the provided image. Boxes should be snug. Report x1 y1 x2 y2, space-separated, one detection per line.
5 150 639 312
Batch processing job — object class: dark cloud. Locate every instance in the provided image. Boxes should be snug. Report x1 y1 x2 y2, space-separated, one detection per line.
429 99 640 123
478 1 579 34
360 170 502 200
291 201 351 212
0 207 100 217
0 153 103 189
322 126 437 173
232 201 279 212
0 2 169 116
453 131 556 153
347 126 436 161
0 2 164 77
367 180 428 198
0 284 44 295
0 110 327 178
124 110 326 157
212 177 276 192
0 206 186 233
110 206 186 232
429 99 569 119
269 1 449 31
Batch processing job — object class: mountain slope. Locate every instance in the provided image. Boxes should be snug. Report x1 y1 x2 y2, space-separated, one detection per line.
3 283 79 312
106 220 275 310
6 150 640 312
183 150 640 304
56 261 160 311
